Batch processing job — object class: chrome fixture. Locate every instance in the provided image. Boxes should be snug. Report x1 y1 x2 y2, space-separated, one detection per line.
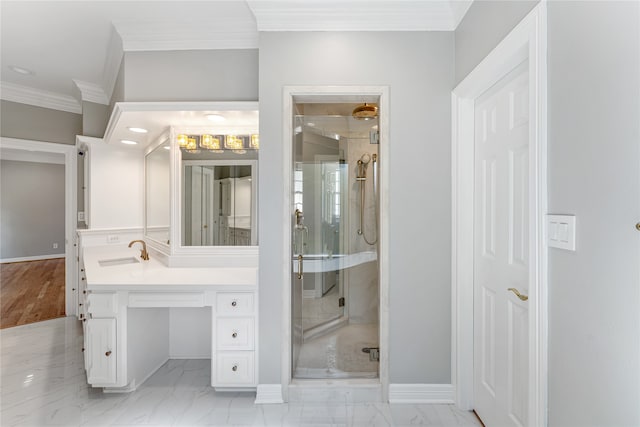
357 153 378 245
128 240 150 261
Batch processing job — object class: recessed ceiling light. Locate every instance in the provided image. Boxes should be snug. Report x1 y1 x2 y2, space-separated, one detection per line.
128 127 148 134
120 140 138 145
206 114 226 122
8 65 34 75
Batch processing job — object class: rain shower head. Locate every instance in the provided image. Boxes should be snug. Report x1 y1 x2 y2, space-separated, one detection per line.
352 103 378 121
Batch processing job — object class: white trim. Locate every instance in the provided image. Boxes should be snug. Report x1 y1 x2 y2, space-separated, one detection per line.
0 254 65 264
0 137 77 316
451 4 547 426
73 80 109 105
0 81 81 114
248 1 466 31
388 384 454 404
255 384 285 404
281 86 390 402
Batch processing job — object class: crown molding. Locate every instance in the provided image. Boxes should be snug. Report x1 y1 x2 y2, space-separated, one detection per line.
113 19 259 52
247 1 465 31
0 81 81 114
73 79 109 105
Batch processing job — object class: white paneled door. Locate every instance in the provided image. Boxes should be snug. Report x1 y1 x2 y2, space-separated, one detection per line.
473 63 530 427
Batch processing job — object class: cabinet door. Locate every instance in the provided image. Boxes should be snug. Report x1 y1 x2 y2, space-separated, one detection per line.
86 318 117 385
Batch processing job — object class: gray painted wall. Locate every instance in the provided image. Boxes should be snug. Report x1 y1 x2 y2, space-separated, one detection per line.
1 160 65 259
547 2 640 425
123 49 258 102
454 0 538 85
259 31 454 384
82 101 109 138
455 1 640 424
0 100 82 145
110 59 125 114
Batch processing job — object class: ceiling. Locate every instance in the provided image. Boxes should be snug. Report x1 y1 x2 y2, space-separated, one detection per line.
0 1 472 114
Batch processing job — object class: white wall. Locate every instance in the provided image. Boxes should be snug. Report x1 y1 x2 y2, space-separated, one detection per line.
546 2 640 425
83 138 143 229
259 31 454 384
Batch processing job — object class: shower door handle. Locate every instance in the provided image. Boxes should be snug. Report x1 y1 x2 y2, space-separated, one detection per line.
297 255 303 280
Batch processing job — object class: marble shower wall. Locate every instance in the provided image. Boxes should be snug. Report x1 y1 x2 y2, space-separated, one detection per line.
342 135 379 325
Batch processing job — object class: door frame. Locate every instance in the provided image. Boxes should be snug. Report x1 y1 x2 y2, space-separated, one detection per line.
451 3 547 426
0 137 77 316
281 85 390 400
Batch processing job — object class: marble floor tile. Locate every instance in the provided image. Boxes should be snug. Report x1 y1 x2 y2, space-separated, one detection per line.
1 317 481 427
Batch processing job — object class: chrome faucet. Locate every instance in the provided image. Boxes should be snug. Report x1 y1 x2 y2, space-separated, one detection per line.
128 240 150 260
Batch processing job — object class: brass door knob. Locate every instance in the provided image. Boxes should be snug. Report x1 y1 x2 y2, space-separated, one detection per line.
105 351 112 357
507 287 528 301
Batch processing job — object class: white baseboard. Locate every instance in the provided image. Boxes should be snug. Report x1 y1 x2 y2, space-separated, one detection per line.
388 384 454 404
255 384 284 404
0 254 65 263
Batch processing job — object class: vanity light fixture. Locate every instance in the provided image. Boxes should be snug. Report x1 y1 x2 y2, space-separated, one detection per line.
206 114 226 122
186 137 197 151
128 127 148 134
250 134 259 149
177 134 188 147
225 135 243 150
120 139 138 145
200 134 222 150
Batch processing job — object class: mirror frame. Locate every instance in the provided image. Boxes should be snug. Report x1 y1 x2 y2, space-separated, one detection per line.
168 119 259 264
143 131 171 250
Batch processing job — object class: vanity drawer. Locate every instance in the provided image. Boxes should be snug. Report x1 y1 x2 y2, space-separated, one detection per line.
87 293 117 317
217 317 254 350
215 351 255 386
216 293 255 315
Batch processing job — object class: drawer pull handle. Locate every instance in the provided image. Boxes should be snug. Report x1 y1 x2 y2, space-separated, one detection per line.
79 313 84 318
232 365 238 372
105 351 112 357
231 301 237 307
232 332 238 338
82 348 85 352
83 290 86 294
81 277 85 281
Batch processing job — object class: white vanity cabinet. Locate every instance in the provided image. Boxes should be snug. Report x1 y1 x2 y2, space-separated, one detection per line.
84 292 119 387
213 292 256 388
80 244 258 393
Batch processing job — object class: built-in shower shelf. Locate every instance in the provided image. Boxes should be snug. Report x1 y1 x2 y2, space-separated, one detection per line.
292 251 377 273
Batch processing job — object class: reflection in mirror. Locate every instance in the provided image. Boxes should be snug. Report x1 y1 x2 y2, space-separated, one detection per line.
179 133 258 247
145 142 171 245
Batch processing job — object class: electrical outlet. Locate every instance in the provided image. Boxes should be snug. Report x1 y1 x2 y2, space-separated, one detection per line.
78 211 85 221
53 243 58 249
106 235 119 243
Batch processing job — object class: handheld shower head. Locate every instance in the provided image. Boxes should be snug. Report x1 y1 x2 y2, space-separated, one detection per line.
359 153 371 165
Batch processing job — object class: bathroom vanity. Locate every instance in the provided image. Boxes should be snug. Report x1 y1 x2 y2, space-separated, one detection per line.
79 244 258 392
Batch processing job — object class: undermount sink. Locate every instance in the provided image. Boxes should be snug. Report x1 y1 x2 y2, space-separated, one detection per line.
98 256 141 267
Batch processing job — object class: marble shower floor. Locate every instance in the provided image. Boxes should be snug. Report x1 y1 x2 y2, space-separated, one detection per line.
0 316 481 426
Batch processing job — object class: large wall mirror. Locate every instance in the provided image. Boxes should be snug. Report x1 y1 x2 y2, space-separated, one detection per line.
177 132 259 248
182 160 257 246
144 138 171 245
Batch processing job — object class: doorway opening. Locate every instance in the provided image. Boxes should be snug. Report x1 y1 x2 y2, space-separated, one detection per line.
282 86 390 400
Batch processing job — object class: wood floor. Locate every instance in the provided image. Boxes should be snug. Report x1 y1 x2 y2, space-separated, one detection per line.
1 258 65 329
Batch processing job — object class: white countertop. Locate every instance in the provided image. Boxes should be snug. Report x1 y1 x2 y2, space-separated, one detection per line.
83 245 257 291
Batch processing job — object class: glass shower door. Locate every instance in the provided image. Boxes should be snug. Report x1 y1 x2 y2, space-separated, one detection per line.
291 128 348 377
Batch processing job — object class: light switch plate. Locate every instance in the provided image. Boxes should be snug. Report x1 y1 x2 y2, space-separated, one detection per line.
547 214 576 251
